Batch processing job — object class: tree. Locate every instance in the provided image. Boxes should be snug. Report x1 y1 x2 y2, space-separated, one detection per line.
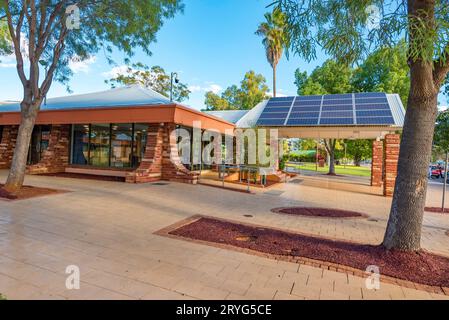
0 20 11 56
105 63 190 102
0 0 183 193
352 42 410 106
345 140 372 166
203 70 269 111
255 8 289 97
278 0 449 251
434 111 449 153
295 60 352 174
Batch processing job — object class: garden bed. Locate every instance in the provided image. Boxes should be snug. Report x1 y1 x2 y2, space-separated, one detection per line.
271 207 366 218
166 216 449 289
0 184 66 200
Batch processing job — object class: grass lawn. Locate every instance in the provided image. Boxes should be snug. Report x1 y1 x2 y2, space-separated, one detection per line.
290 162 371 177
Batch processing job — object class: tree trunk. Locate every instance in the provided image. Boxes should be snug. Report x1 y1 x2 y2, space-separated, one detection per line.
273 64 277 98
382 62 439 251
324 139 336 175
3 102 39 193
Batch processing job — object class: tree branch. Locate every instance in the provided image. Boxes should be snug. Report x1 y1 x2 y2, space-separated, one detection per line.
433 42 449 88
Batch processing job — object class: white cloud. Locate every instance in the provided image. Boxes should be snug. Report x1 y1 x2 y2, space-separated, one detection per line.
188 82 222 94
69 55 96 74
101 65 132 78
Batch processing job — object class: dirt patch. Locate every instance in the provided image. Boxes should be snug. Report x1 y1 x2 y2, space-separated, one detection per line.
39 172 126 182
425 207 449 214
271 207 367 218
168 216 449 288
0 184 67 201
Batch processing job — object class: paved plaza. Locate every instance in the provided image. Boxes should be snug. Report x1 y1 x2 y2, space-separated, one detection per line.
0 170 448 300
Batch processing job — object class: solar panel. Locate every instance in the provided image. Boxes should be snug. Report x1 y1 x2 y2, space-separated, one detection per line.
259 112 289 119
321 111 354 118
257 93 397 127
357 117 395 125
356 110 393 117
286 118 319 125
289 112 320 118
257 118 288 126
320 118 354 125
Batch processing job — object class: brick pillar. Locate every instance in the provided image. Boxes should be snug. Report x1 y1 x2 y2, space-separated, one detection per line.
0 125 18 169
28 124 70 174
370 139 383 187
126 123 198 184
384 134 400 197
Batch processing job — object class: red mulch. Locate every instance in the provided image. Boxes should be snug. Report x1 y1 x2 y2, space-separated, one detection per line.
424 207 449 214
38 172 126 182
0 184 66 200
271 207 366 218
169 217 449 288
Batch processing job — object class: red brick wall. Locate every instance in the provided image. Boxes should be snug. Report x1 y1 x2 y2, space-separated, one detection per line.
27 124 70 174
384 134 400 197
370 140 383 187
0 126 18 169
127 123 198 184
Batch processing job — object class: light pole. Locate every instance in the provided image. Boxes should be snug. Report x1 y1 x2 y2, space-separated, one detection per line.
170 72 179 102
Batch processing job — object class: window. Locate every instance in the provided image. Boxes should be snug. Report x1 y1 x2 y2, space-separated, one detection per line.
89 124 110 167
71 124 90 165
133 124 148 167
70 123 148 168
111 123 133 168
0 126 3 142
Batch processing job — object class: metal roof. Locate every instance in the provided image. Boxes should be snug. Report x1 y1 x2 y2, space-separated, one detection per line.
0 85 172 113
204 110 249 124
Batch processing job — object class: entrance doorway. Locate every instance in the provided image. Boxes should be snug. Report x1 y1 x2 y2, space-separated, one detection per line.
27 125 51 165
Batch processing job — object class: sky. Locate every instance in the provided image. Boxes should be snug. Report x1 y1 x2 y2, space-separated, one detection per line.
0 0 447 110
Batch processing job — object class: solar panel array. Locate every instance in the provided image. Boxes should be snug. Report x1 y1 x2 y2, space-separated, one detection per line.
256 93 395 127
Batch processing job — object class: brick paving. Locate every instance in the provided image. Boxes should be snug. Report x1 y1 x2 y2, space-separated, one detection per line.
0 170 448 300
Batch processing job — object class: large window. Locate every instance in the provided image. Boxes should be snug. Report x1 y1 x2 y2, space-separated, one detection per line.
71 124 89 165
71 123 148 168
89 124 110 167
27 125 51 165
111 124 133 168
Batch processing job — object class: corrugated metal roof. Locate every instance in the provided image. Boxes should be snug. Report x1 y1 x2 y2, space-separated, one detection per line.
0 85 172 113
204 110 249 124
387 94 406 126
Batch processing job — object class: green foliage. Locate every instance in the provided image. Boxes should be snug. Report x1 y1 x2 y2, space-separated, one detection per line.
299 139 317 150
344 140 372 166
204 71 269 111
295 60 352 95
255 8 289 68
0 293 6 300
105 63 190 102
0 21 12 56
1 0 184 88
352 42 410 106
434 110 449 152
288 150 316 163
276 0 449 66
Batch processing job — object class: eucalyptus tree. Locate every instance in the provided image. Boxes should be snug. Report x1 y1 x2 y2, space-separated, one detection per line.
0 0 183 193
255 8 289 97
277 0 449 251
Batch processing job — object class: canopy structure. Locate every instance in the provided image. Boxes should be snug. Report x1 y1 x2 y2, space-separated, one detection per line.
207 93 405 139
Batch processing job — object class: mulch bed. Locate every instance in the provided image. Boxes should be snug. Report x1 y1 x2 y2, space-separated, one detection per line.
38 172 126 182
271 207 367 218
424 207 449 214
168 216 449 289
0 184 66 200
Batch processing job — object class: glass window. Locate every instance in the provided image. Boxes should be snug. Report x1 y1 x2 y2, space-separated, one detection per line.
72 124 89 165
89 124 110 167
111 123 133 168
0 126 3 142
133 124 148 167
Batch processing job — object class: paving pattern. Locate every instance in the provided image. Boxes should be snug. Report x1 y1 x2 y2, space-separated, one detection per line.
0 170 448 300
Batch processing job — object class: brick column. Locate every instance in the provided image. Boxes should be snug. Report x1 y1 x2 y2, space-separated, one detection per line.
0 125 18 169
28 124 70 174
384 134 400 197
126 123 198 184
370 139 383 187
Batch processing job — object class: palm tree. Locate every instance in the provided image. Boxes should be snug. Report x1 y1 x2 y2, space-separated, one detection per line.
255 8 289 97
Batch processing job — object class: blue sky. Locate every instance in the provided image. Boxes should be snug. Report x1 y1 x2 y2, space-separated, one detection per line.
0 0 447 110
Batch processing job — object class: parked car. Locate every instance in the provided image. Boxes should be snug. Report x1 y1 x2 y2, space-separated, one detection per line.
430 165 445 179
